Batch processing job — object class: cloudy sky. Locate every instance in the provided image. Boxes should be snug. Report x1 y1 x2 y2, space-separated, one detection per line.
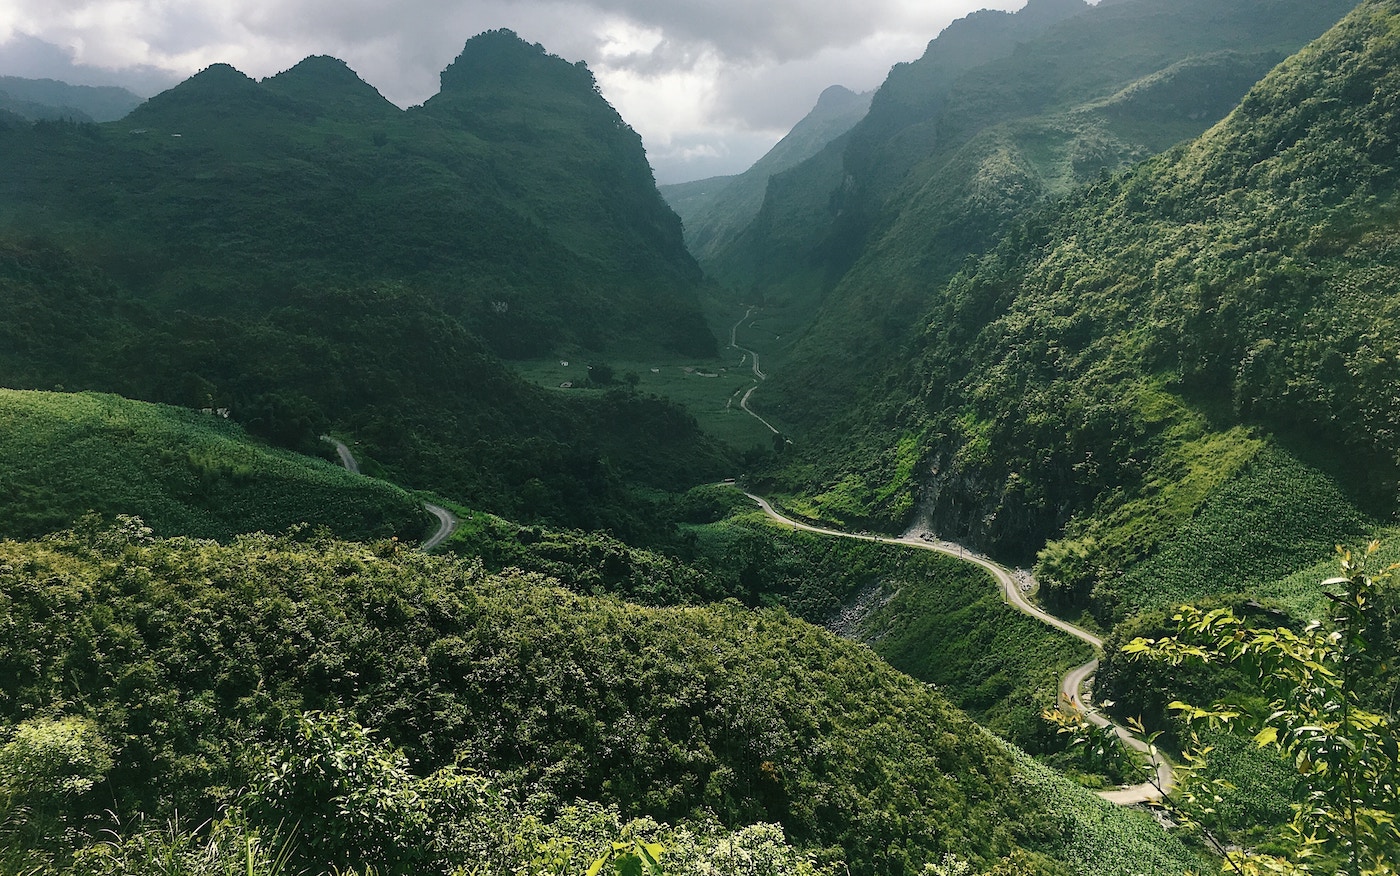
0 0 1026 182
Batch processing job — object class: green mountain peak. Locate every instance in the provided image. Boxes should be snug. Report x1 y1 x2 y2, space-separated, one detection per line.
434 28 598 101
261 54 399 119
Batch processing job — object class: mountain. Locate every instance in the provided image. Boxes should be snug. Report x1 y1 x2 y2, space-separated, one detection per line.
0 33 730 538
0 75 143 121
660 85 872 268
711 0 1355 442
0 33 179 96
766 0 1400 624
0 31 713 359
725 0 1358 512
706 0 1090 308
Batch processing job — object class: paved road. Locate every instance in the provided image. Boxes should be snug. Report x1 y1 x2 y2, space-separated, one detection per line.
729 306 767 380
735 489 1173 805
420 502 457 551
321 436 458 552
728 308 781 435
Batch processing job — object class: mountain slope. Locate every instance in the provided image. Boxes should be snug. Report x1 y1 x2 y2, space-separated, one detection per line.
0 389 425 541
0 32 731 538
707 0 1090 309
802 0 1400 620
0 75 143 121
0 31 712 359
0 236 729 544
660 85 872 269
721 0 1355 438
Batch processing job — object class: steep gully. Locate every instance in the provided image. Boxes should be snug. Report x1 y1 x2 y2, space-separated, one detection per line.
322 436 458 551
725 311 1172 805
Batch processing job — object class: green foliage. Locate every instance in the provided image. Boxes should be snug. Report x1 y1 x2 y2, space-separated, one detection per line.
0 238 732 542
0 715 114 852
0 716 113 803
0 524 1192 875
835 546 1093 750
761 0 1399 630
66 812 293 876
244 711 430 874
1092 444 1370 621
436 501 720 606
733 0 1352 459
1125 544 1400 873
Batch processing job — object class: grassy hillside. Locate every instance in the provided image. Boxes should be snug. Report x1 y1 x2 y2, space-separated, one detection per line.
0 389 425 541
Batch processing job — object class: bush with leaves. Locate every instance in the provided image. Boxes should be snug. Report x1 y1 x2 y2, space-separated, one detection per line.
0 716 114 852
1125 543 1400 875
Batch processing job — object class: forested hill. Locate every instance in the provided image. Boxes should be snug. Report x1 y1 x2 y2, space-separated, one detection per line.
773 0 1400 622
0 29 713 359
0 526 1197 875
0 31 732 539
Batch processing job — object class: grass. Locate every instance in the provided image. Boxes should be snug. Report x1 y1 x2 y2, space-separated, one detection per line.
1105 443 1371 619
1255 522 1400 620
0 389 425 542
508 302 808 452
849 545 1095 746
997 738 1207 876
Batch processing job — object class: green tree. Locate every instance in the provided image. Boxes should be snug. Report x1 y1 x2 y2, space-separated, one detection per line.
0 716 114 845
243 711 430 875
1125 543 1400 875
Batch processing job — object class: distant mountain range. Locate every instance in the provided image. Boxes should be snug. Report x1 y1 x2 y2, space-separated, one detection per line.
660 84 872 270
0 75 143 122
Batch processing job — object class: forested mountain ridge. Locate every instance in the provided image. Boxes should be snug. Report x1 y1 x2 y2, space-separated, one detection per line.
769 0 1400 624
718 0 1356 435
706 0 1090 306
0 29 712 359
0 32 731 540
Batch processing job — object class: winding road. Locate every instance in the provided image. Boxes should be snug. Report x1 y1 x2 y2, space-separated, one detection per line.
321 436 458 552
728 308 781 435
735 490 1173 805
